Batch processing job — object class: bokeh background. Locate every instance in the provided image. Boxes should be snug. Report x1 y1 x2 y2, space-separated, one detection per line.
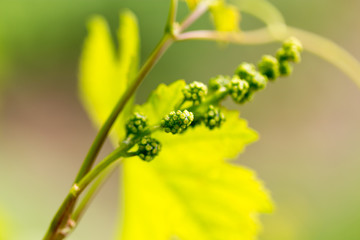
0 0 360 239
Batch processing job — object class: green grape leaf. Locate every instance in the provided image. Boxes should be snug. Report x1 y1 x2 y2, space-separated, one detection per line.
119 80 273 240
79 10 139 141
210 1 240 32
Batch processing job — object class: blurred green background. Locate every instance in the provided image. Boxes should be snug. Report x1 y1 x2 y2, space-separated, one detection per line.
0 0 359 239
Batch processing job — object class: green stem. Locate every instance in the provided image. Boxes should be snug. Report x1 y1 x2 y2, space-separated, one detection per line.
74 126 160 198
74 34 174 184
44 142 133 240
43 196 76 240
72 163 118 224
72 149 127 198
166 0 178 34
44 127 160 239
43 155 124 240
178 0 213 32
56 163 118 238
43 34 174 240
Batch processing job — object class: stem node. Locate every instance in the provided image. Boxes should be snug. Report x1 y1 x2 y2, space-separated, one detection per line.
70 184 80 197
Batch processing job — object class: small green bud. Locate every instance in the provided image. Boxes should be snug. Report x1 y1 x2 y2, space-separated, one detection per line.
278 60 293 76
283 37 303 53
276 38 303 64
229 76 250 103
182 81 208 105
137 136 161 162
125 112 147 136
258 55 280 81
235 62 267 91
161 109 194 134
235 62 257 82
209 75 230 91
251 72 267 90
239 90 254 103
204 105 225 130
276 47 301 63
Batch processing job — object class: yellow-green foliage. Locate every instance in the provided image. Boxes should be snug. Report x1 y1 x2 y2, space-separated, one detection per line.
210 1 240 32
79 10 139 142
121 81 273 240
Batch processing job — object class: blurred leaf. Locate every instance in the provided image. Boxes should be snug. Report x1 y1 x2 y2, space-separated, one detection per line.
79 10 139 141
118 81 273 240
210 1 240 32
183 0 202 10
117 10 139 86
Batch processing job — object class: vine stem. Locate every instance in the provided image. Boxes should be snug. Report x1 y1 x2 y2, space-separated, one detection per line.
72 162 118 225
73 125 160 198
166 0 178 33
56 163 116 238
43 34 174 240
74 34 173 184
176 29 275 45
178 1 213 32
43 2 215 239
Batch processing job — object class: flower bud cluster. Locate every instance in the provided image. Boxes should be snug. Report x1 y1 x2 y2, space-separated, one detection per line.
125 113 161 162
275 37 303 76
124 38 302 163
209 75 230 92
258 55 279 81
276 37 303 63
229 76 249 103
231 62 267 103
204 105 226 130
229 37 302 103
137 136 161 162
235 63 266 91
182 81 208 105
125 112 147 136
161 110 194 134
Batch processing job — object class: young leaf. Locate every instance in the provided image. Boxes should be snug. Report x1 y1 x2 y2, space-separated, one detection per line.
79 10 139 141
210 1 240 32
118 81 273 240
